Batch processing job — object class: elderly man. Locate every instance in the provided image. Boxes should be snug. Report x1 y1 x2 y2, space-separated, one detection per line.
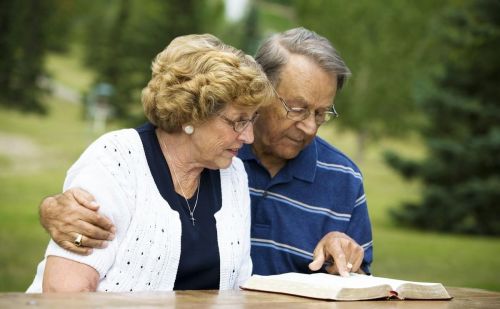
38 27 373 277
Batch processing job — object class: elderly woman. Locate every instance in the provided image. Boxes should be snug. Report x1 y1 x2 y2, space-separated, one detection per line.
27 34 273 292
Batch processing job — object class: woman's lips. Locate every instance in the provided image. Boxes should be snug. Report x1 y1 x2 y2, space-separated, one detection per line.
227 148 240 156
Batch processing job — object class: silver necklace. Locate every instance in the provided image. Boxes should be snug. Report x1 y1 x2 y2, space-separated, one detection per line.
160 135 200 226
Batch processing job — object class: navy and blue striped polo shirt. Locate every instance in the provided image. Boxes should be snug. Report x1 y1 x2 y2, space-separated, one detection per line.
239 136 373 275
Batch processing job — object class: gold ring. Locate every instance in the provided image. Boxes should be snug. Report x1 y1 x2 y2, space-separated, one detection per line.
74 233 83 247
346 262 353 269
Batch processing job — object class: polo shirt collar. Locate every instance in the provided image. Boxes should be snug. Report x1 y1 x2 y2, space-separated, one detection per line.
239 139 318 183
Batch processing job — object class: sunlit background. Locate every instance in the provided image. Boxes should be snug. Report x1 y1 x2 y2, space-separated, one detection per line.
1 0 499 292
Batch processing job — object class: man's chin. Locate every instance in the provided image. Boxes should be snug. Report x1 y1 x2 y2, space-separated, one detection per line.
276 147 302 160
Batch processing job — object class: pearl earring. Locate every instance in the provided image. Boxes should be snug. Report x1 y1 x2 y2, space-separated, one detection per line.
183 125 194 135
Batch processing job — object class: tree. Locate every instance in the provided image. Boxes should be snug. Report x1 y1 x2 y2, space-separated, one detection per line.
241 3 261 55
0 1 53 113
385 0 500 235
294 0 451 160
81 0 225 121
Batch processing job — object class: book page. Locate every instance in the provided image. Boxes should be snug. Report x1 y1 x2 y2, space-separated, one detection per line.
255 273 389 288
294 273 390 288
346 274 450 299
347 273 441 288
292 273 442 290
242 273 393 300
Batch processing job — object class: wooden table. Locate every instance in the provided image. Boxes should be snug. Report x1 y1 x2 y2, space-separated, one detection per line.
1 287 499 308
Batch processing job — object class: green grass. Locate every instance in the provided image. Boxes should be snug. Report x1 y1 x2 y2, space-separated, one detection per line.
0 46 111 291
0 174 53 291
0 49 499 292
0 97 105 291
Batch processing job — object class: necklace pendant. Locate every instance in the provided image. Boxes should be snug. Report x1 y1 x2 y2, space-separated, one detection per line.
160 137 200 228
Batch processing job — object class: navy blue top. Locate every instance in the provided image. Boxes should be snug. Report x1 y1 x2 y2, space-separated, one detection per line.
239 137 373 275
136 123 222 290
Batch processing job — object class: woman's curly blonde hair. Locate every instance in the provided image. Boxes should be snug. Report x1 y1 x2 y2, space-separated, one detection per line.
142 34 274 133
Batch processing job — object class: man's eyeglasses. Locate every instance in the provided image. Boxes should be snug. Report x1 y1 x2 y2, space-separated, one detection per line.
273 88 338 126
218 112 260 133
278 97 338 125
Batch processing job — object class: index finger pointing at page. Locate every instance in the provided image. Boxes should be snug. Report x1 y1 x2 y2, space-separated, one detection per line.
329 240 349 277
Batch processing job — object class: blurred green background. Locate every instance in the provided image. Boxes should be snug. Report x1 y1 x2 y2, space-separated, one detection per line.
1 0 499 292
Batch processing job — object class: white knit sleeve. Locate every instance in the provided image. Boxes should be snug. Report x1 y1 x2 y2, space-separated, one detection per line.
44 132 135 278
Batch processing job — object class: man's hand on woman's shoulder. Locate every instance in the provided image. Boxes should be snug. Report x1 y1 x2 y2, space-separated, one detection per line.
39 188 116 255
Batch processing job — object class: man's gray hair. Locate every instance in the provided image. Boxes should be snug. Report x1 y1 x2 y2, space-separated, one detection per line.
255 27 351 90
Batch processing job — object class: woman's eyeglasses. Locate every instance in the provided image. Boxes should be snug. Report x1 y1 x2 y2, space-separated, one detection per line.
218 113 260 133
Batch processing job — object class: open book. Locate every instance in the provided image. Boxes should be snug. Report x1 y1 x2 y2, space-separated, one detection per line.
241 273 452 301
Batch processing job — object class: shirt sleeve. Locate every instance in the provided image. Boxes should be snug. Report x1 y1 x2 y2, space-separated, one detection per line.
44 134 134 278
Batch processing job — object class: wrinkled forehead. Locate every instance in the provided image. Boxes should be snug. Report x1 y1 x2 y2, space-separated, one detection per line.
276 56 337 107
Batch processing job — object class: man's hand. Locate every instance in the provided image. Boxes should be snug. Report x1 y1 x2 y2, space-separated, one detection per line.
39 188 116 255
308 232 364 277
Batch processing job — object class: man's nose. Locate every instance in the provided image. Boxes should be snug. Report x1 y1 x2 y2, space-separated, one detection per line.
297 113 318 136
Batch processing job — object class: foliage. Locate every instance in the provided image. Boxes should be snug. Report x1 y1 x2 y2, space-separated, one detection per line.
0 1 53 113
215 1 262 56
78 0 226 121
44 0 82 52
385 0 500 235
294 0 453 142
240 3 261 55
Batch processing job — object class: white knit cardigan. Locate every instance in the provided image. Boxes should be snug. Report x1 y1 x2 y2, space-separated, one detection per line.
27 129 252 292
